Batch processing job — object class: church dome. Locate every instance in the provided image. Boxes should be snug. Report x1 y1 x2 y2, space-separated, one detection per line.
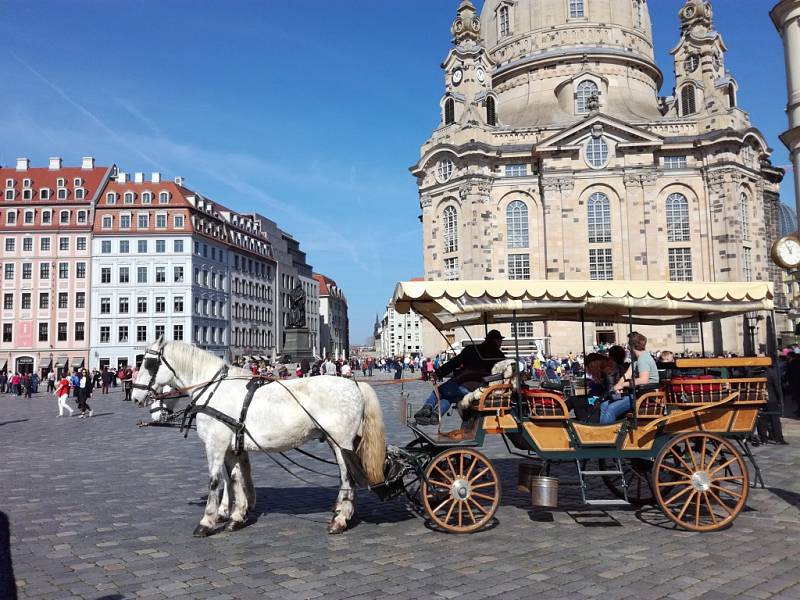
778 202 798 238
478 0 663 127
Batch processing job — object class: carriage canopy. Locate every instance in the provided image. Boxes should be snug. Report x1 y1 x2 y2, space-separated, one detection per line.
392 280 774 329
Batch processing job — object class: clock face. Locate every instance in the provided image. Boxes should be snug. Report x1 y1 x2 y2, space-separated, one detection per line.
451 68 463 85
684 55 699 73
772 236 800 269
476 68 485 83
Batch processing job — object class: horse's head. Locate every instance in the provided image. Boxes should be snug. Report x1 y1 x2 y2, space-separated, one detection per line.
132 337 176 407
148 386 182 421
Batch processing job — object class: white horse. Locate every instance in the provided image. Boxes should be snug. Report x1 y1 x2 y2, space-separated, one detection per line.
131 338 386 535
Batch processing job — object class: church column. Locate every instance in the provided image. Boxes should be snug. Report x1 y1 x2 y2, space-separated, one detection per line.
458 178 494 279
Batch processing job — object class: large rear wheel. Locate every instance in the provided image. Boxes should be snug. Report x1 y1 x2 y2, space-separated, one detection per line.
422 448 500 533
653 433 748 532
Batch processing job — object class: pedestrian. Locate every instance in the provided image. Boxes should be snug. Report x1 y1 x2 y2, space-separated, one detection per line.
11 373 20 396
55 373 73 417
30 372 39 394
122 366 133 401
76 368 94 418
21 373 31 398
368 358 374 377
46 370 55 393
101 367 112 394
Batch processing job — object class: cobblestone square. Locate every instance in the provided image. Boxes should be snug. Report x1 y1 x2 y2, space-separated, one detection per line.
2 379 800 600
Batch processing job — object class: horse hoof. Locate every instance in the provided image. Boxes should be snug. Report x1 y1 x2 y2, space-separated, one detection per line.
193 524 215 537
327 521 347 535
225 519 246 532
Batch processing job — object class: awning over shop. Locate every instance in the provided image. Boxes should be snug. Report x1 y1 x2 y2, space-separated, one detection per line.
1 360 7 372
41 357 52 369
55 356 68 368
72 357 85 369
393 280 775 329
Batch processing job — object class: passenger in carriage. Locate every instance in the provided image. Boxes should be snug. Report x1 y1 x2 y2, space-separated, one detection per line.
413 330 506 426
567 353 621 422
601 332 659 425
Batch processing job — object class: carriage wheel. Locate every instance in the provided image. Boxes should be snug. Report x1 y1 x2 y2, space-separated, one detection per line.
653 433 748 532
600 458 655 505
422 448 500 533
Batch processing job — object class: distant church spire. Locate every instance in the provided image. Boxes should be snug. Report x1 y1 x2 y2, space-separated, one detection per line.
679 0 714 36
451 0 481 45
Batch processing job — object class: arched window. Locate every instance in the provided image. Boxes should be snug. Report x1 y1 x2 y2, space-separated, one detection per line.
740 192 750 241
585 137 609 168
499 5 510 38
486 96 497 126
124 191 135 204
587 192 611 243
728 84 736 109
681 85 696 116
506 200 529 248
444 97 455 125
141 192 152 204
666 193 690 242
576 80 598 114
443 206 458 253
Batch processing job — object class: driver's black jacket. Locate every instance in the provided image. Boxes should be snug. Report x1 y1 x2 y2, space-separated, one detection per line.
435 342 506 391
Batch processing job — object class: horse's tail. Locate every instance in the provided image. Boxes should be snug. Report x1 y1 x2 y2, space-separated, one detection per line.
356 382 386 485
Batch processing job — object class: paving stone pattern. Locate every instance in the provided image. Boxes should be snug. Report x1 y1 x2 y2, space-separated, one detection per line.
1 377 800 600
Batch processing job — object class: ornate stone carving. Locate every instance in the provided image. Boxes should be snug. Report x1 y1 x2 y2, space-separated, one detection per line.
459 183 470 200
420 194 433 209
623 170 659 186
541 177 574 193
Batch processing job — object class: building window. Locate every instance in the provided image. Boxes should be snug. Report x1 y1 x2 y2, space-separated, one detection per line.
21 293 31 310
137 297 148 313
124 191 135 204
100 326 110 343
684 54 700 73
664 156 688 170
119 297 129 313
60 211 70 225
728 84 736 109
22 238 32 251
76 262 86 278
3 293 11 309
57 322 67 341
120 240 129 253
668 248 693 281
444 97 455 125
513 321 535 339
39 293 48 309
24 210 34 224
58 262 68 279
74 322 84 341
436 158 455 183
155 325 165 339
101 267 111 284
589 248 613 280
102 216 112 229
506 200 529 248
174 296 184 312
22 263 31 280
174 266 184 283
155 297 165 313
77 210 87 224
57 188 67 200
118 325 129 343
119 267 129 283
141 191 152 204
58 292 68 309
585 137 609 168
587 192 611 243
665 193 690 242
499 4 510 37
76 292 85 309
137 267 147 283
3 264 13 280
174 240 184 253
443 206 458 253
40 238 50 252
569 0 585 18
486 96 497 126
675 323 700 344
444 257 459 280
137 325 148 342
101 240 112 254
156 240 166 253
59 237 69 251
138 214 148 228
173 324 184 341
100 297 111 314
38 323 48 342
505 164 526 177
681 85 696 116
156 214 167 228
138 240 147 253
2 323 11 342
576 80 598 114
742 247 753 282
159 191 170 203
4 239 13 251
156 267 166 283
106 192 117 204
740 193 750 242
174 215 184 228
633 0 644 29
41 210 51 224
120 215 131 229
507 253 531 279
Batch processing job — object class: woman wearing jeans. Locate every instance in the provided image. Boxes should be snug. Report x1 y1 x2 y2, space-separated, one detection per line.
76 368 94 418
600 332 659 425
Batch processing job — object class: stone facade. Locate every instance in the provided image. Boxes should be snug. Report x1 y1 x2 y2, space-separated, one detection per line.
314 273 349 359
413 0 784 355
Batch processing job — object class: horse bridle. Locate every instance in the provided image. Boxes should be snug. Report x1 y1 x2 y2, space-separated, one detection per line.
132 347 184 403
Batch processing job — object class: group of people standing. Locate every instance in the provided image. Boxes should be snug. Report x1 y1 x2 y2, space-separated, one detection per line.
0 372 39 397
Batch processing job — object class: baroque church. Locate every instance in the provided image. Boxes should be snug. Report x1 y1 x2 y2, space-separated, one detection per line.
412 0 785 355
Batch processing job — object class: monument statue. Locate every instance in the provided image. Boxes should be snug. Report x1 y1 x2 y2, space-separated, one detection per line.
289 284 306 328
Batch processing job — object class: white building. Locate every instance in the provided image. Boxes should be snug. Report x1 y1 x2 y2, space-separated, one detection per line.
379 301 423 358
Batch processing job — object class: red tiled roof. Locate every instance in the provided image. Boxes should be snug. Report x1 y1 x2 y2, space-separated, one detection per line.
0 165 110 204
410 277 425 282
313 273 337 296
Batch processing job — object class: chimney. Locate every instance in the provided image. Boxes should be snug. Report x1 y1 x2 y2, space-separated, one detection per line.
134 172 144 183
48 157 62 170
150 172 161 183
174 176 184 186
81 156 95 170
16 158 29 171
116 171 128 183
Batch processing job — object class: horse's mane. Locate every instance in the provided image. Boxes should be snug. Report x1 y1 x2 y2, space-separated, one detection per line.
163 341 249 382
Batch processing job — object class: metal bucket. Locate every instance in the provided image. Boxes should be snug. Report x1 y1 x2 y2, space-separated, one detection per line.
530 476 559 508
517 462 543 492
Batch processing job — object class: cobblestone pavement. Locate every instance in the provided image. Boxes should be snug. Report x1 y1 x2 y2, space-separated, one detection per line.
2 377 800 600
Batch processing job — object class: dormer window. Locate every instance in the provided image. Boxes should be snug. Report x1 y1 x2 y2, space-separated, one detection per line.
498 5 511 38
57 187 67 200
569 0 585 19
142 191 152 204
22 189 32 201
4 189 13 201
159 191 170 203
56 178 65 188
23 178 31 188
40 188 50 200
124 191 135 204
575 80 599 114
5 179 13 189
74 188 85 200
106 192 117 204
73 177 82 187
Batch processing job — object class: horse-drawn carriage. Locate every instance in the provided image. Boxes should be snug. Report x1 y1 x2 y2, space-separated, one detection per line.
377 279 779 533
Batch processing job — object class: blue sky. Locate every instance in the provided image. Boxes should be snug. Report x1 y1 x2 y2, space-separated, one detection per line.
0 0 792 344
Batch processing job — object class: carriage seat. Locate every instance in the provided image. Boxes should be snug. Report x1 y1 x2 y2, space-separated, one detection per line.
523 389 569 420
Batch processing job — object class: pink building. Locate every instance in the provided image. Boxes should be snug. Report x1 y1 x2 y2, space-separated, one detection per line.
0 158 113 375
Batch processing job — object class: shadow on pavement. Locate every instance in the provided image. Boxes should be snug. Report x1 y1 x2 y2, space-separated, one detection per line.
0 419 28 427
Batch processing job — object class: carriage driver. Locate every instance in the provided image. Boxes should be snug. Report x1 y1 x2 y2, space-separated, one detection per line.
414 330 507 426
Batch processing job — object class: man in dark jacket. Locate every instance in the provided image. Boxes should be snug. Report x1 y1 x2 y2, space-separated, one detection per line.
414 330 506 426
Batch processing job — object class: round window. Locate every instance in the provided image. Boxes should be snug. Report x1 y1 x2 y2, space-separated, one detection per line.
436 158 455 183
585 138 609 169
684 54 699 73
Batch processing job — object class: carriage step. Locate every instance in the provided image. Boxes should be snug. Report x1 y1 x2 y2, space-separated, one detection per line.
584 499 630 506
579 470 623 476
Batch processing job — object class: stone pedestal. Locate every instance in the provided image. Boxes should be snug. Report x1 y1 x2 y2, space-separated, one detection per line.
282 328 315 362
